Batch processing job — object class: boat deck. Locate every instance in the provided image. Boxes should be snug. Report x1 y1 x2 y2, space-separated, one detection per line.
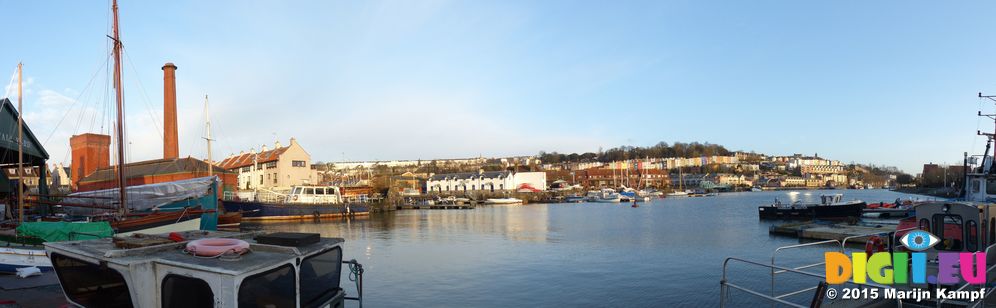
44 230 344 276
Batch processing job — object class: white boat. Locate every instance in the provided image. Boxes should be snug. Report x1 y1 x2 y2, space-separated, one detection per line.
666 191 689 197
0 246 52 273
750 187 763 192
485 198 523 205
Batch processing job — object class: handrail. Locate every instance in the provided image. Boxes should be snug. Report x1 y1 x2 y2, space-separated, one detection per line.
940 242 996 307
771 239 842 299
342 259 364 308
721 257 900 308
840 226 916 251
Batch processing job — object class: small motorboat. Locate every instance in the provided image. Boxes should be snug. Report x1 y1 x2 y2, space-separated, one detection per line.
485 198 524 205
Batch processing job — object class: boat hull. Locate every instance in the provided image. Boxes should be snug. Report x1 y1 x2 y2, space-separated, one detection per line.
758 201 866 220
0 246 52 273
222 201 369 221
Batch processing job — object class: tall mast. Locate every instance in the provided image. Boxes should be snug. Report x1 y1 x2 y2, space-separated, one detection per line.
111 0 128 215
203 95 213 177
16 62 23 224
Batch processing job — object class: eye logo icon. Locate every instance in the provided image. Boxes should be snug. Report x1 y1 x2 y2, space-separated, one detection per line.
900 230 940 251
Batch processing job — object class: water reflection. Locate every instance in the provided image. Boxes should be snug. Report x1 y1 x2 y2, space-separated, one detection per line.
241 190 926 307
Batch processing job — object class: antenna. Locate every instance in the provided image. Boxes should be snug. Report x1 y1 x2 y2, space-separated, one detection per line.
978 92 996 174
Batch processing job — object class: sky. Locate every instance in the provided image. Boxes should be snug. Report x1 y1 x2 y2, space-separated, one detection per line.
1 0 996 174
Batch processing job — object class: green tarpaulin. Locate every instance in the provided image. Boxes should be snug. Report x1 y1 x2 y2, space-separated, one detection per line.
16 221 113 242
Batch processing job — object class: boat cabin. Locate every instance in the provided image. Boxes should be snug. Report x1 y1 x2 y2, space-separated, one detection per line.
903 201 996 255
44 230 362 308
286 185 343 204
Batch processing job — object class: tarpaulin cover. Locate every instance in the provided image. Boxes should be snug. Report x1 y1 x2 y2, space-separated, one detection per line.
16 221 113 242
62 176 217 216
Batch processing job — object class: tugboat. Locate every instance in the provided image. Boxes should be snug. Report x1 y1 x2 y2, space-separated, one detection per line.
757 194 865 219
44 230 364 308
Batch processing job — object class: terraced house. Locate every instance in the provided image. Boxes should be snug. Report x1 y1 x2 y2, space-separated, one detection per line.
218 138 317 191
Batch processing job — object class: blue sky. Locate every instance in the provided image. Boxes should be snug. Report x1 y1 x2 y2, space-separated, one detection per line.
1 1 995 173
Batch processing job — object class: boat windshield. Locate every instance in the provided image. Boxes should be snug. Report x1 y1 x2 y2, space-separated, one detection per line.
51 253 133 308
238 264 297 308
300 247 343 308
932 214 964 251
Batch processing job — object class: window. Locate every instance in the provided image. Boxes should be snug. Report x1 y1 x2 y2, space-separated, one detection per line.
305 188 315 195
933 214 964 251
293 160 306 167
161 274 213 308
260 176 263 185
990 218 995 245
300 247 342 308
919 218 930 232
315 188 326 195
51 253 133 308
238 264 296 308
968 220 979 252
988 179 996 195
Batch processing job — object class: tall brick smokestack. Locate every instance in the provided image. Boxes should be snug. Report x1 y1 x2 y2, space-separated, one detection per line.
162 62 178 159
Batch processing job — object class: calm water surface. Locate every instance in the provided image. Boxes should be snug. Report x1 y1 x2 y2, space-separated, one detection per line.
247 189 933 307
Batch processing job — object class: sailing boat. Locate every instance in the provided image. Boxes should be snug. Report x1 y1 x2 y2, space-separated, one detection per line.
667 162 689 197
69 0 218 234
203 95 241 228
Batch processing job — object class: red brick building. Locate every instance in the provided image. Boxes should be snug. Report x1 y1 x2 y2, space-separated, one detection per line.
77 157 236 193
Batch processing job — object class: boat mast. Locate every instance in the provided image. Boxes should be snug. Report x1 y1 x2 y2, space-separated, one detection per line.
16 62 23 224
203 95 213 177
979 93 996 175
111 0 128 215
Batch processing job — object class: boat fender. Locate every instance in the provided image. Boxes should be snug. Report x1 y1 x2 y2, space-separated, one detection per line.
186 238 250 257
865 236 886 256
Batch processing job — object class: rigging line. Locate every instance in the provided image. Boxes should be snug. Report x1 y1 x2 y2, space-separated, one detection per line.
2 65 16 99
121 46 164 141
42 54 112 146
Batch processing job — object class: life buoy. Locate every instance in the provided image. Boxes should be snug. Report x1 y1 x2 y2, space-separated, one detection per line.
865 236 886 256
186 238 250 257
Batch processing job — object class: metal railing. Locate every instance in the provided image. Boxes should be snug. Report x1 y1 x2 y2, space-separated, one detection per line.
770 239 843 301
343 259 364 308
721 257 902 308
939 242 996 307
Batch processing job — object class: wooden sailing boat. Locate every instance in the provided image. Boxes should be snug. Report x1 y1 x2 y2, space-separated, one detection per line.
203 95 241 228
100 0 214 233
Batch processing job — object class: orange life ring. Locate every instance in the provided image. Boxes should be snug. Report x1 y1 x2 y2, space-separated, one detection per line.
186 238 250 257
865 235 886 256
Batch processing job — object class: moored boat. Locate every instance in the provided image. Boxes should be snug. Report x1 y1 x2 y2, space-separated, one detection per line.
564 195 585 203
484 197 524 205
757 194 865 219
44 230 365 308
223 185 369 221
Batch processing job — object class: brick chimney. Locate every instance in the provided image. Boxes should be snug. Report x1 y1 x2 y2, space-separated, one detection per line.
162 62 179 159
70 133 111 190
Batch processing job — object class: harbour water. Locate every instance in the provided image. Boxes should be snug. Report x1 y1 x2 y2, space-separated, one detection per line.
247 189 930 307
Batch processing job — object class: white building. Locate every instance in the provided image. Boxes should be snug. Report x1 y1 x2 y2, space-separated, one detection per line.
426 171 547 193
219 138 317 191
